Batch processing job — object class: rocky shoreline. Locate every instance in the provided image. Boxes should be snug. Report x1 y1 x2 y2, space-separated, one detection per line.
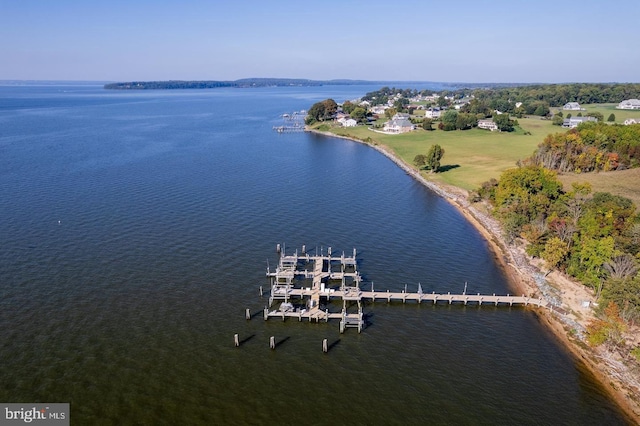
308 128 640 423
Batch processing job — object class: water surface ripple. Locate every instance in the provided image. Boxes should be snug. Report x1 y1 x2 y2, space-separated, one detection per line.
0 84 631 425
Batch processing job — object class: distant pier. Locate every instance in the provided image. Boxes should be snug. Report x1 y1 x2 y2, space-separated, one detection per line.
273 110 307 133
258 245 549 333
272 124 305 133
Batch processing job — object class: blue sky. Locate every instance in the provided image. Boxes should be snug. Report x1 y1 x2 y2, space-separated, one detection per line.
1 0 638 83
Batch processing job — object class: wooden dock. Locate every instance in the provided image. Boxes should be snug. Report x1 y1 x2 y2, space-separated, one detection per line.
273 110 307 133
260 245 548 333
273 125 305 133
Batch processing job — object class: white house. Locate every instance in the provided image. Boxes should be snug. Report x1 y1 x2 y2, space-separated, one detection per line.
370 105 387 115
337 117 357 127
424 107 441 119
477 119 498 131
617 99 640 110
383 118 415 133
392 112 410 120
624 118 639 125
562 116 597 128
563 102 584 111
424 93 439 102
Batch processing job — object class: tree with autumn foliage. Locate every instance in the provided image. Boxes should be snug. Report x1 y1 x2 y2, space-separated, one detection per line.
305 99 338 124
529 122 640 172
478 162 639 312
491 165 563 239
587 301 628 348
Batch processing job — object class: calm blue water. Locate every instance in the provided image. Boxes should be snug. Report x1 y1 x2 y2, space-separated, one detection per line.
0 83 631 425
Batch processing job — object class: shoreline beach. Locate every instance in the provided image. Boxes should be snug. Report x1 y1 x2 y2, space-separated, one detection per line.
308 128 640 423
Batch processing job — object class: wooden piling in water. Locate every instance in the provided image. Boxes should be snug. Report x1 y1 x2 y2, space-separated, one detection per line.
234 334 239 347
261 246 550 332
245 308 250 320
322 339 328 353
270 336 275 349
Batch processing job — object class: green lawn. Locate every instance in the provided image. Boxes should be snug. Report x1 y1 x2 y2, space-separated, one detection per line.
325 120 546 191
552 103 640 124
557 168 640 208
319 107 640 205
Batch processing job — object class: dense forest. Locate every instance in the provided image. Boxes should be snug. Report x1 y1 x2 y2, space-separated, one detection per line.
529 122 640 172
476 164 640 349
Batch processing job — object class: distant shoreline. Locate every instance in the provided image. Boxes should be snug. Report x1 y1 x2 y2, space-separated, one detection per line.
101 79 520 91
307 127 640 423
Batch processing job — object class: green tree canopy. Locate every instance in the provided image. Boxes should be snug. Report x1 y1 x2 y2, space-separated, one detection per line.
493 114 515 132
384 107 397 119
441 110 458 131
587 111 604 122
342 101 357 115
426 144 445 173
305 98 338 124
350 107 367 123
492 165 563 235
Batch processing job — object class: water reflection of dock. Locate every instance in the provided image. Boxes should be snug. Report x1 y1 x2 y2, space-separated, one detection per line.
258 245 549 333
272 124 305 133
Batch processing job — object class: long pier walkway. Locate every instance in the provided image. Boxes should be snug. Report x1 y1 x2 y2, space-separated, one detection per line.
260 245 548 333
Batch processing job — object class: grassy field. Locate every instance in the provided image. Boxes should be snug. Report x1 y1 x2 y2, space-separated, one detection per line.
326 119 548 191
557 168 640 208
552 103 640 124
318 112 639 208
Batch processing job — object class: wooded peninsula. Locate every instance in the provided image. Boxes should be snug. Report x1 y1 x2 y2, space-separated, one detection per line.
103 78 523 91
103 78 440 90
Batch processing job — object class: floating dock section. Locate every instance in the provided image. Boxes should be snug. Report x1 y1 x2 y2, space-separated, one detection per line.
261 245 549 333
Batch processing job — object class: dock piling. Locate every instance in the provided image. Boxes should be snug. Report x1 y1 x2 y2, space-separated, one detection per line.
260 245 549 332
269 336 275 349
245 308 250 320
322 339 328 353
234 334 239 347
